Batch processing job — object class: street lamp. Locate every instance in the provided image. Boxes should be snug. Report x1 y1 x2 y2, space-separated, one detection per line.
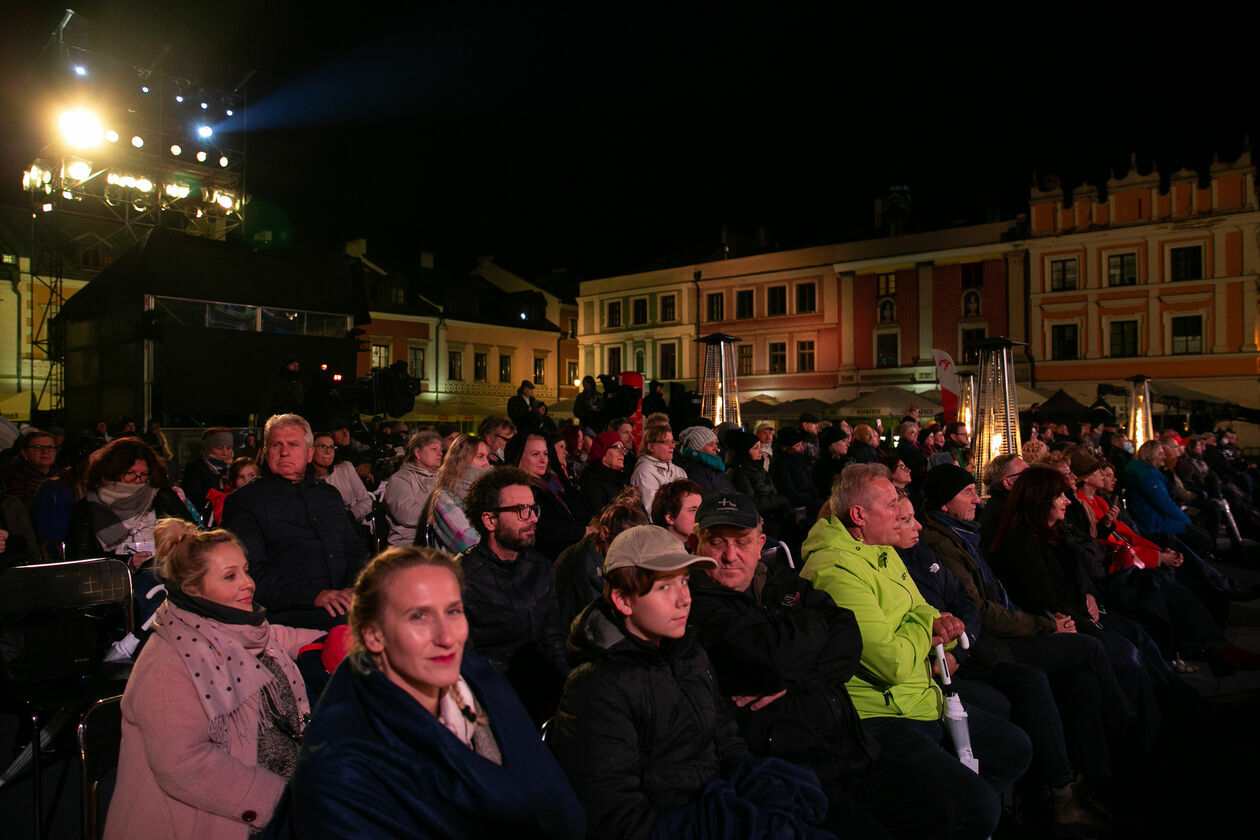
972 337 1024 487
1126 375 1154 449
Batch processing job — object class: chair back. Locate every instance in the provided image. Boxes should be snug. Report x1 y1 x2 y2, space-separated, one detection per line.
78 694 123 840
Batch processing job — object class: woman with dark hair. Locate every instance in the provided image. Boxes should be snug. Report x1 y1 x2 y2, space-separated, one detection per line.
726 430 791 537
991 466 1162 732
422 434 492 553
283 546 585 840
505 430 589 561
560 424 590 479
66 437 194 565
205 457 260 527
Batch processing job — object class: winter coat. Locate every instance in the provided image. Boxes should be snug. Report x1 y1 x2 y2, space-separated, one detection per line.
686 563 876 787
577 461 629 517
800 517 942 722
532 480 588 563
770 450 824 515
66 487 193 562
1123 458 1192 536
320 460 372 523
222 470 368 626
104 620 320 840
811 454 852 499
383 459 437 545
677 448 736 497
728 458 790 518
848 440 880 464
547 601 750 840
283 653 585 840
553 534 604 629
181 457 226 515
895 438 927 482
629 453 687 515
989 528 1092 629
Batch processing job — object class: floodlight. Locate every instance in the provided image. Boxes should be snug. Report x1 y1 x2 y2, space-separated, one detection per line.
175 95 184 103
196 125 213 139
196 151 207 162
135 177 153 193
200 101 208 110
65 159 92 182
164 182 191 199
170 144 182 156
218 155 229 168
105 129 119 143
74 65 86 76
215 192 234 209
59 108 104 148
23 163 53 193
132 135 144 148
225 109 234 116
141 85 150 93
62 191 72 199
41 203 52 212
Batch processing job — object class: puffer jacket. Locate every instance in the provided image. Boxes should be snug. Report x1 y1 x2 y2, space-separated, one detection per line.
771 450 824 514
1123 458 1191 536
676 448 735 497
547 601 749 840
629 454 687 515
800 517 942 722
687 563 877 787
727 456 790 518
577 461 628 517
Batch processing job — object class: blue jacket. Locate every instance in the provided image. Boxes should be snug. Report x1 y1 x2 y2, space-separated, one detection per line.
282 653 585 840
1123 459 1191 536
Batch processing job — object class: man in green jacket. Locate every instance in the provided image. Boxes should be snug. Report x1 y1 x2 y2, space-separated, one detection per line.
801 463 1031 840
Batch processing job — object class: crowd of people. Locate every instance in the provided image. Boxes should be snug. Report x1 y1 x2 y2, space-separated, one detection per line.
6 391 1258 839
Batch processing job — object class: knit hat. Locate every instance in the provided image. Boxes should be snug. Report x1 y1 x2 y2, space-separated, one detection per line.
819 425 848 451
203 429 234 451
777 427 803 448
696 491 760 530
679 425 717 452
922 463 977 511
604 525 716 574
1068 450 1103 478
589 430 625 462
800 412 820 424
727 430 760 457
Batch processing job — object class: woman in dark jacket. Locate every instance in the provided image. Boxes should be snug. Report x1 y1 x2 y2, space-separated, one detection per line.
771 428 825 517
577 431 631 517
506 430 589 562
675 425 735 497
726 432 791 525
547 526 831 840
812 426 852 498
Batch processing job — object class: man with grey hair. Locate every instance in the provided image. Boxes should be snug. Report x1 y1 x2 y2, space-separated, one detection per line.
223 413 368 629
800 463 1032 840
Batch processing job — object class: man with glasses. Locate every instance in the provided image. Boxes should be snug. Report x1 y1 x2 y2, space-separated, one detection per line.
478 416 517 466
458 466 569 723
3 428 58 509
977 453 1027 557
222 413 368 630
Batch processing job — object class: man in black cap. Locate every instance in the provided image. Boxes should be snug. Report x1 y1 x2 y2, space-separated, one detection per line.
640 379 668 417
688 490 889 837
799 413 821 465
507 380 539 430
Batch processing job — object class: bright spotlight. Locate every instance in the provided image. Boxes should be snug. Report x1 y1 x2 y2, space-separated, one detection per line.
216 193 234 209
196 151 207 162
131 135 144 148
135 178 154 193
66 160 92 181
175 95 184 103
164 182 191 199
141 85 150 93
170 144 182 156
59 108 104 148
218 155 229 168
225 109 234 116
74 65 86 76
41 203 53 212
200 101 208 110
105 129 119 143
196 125 212 139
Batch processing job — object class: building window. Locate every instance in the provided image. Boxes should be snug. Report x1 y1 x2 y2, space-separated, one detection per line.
796 283 816 314
1050 258 1078 291
632 298 648 325
1170 246 1202 282
707 293 724 322
877 273 896 296
738 344 753 376
634 348 645 373
608 347 622 375
389 286 406 305
878 297 896 324
569 317 578 339
961 262 984 288
660 344 677 380
533 357 546 385
1109 320 1139 357
660 294 676 322
962 291 981 318
876 333 899 368
1171 316 1203 355
448 350 463 381
1050 324 1078 360
736 289 754 319
371 344 390 369
1108 253 1138 286
473 352 488 382
768 342 787 373
961 328 985 364
567 361 579 384
607 301 622 327
499 355 512 383
797 340 815 372
408 346 426 378
767 286 787 316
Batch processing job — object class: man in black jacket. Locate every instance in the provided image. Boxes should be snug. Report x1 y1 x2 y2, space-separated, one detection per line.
458 466 569 723
687 490 888 837
222 414 368 629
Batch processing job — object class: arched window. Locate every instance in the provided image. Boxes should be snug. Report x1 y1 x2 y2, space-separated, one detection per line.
962 290 981 317
878 297 896 324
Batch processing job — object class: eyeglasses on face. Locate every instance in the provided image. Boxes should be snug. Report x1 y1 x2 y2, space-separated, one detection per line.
120 470 150 483
492 503 540 521
28 444 56 452
313 443 335 451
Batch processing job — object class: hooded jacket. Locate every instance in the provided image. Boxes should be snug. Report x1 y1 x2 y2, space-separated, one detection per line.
800 517 942 722
383 459 437 546
1123 458 1192 536
547 601 749 840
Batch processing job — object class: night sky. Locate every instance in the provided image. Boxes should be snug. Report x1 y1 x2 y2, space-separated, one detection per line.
2 2 1257 286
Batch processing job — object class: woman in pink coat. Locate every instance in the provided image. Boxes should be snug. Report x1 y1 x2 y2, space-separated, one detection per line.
104 519 322 840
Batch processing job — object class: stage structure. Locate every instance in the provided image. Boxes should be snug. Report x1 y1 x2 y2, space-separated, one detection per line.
19 9 248 413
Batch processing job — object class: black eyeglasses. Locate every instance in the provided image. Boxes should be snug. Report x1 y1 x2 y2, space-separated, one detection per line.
491 503 540 521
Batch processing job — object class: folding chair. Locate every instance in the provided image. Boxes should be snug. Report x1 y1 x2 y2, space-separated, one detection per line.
78 695 123 840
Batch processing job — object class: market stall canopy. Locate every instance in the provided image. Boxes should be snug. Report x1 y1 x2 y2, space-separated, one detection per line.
843 386 941 419
1031 389 1091 422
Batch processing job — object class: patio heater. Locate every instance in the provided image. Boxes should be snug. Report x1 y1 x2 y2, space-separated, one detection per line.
972 338 1024 487
697 333 742 427
1126 375 1154 449
957 373 976 433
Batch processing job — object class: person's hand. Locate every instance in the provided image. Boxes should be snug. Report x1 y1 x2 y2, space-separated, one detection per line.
931 612 965 646
1053 612 1077 634
129 551 152 571
931 651 959 678
1102 507 1118 524
732 690 787 711
1085 593 1100 622
1159 550 1184 568
315 588 354 616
